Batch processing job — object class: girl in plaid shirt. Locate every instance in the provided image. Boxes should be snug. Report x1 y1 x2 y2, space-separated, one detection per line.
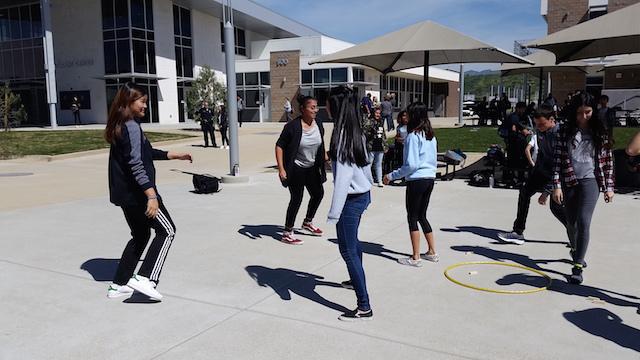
552 92 615 285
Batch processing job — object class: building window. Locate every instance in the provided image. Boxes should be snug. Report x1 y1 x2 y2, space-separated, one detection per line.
220 22 246 56
0 3 44 81
301 69 312 84
353 68 365 82
173 5 192 78
106 78 158 123
300 67 348 107
380 75 423 109
102 0 156 75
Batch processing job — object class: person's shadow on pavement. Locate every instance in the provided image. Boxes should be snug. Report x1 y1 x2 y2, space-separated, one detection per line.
562 308 640 353
238 225 282 242
327 238 410 262
245 266 349 313
450 245 567 277
441 226 567 245
81 258 131 282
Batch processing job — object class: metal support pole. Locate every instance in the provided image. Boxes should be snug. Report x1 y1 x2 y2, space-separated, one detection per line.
458 64 464 126
538 68 544 106
41 0 58 128
223 1 240 176
422 51 430 105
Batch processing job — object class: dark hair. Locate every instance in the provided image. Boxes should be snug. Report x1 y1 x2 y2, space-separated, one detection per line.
407 102 434 140
515 101 527 109
599 94 609 102
297 95 316 111
396 110 408 125
566 91 612 150
328 86 368 166
533 104 555 120
105 82 147 144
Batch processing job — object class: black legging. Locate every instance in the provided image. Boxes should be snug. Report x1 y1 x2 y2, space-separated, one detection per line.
220 125 229 146
285 165 324 230
405 178 434 232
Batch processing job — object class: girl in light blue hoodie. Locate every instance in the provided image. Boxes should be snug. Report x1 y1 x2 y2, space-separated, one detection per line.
327 87 374 322
384 102 438 267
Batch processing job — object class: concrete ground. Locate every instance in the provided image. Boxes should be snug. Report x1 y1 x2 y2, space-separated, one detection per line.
1 123 639 360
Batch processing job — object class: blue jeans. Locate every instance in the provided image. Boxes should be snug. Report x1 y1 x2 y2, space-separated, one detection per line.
383 114 394 130
336 191 371 311
370 151 384 183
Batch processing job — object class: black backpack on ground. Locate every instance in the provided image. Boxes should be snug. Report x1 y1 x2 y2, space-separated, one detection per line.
192 174 221 194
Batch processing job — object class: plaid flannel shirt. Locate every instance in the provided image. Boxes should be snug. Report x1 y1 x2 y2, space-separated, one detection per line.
552 126 615 193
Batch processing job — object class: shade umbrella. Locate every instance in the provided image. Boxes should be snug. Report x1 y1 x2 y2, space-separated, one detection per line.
310 20 531 105
602 53 640 70
500 50 589 104
526 2 640 63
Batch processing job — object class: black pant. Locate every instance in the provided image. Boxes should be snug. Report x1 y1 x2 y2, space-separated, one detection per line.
512 172 568 236
113 199 176 285
73 111 81 125
406 178 434 232
220 125 229 146
202 123 217 147
285 165 324 229
238 110 243 127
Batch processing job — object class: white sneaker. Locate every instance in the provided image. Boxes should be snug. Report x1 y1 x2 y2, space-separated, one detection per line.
421 253 440 262
376 182 384 188
398 257 423 267
497 231 525 245
127 275 163 300
107 283 134 298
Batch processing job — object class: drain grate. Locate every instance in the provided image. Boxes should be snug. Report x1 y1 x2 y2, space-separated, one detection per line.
0 172 34 177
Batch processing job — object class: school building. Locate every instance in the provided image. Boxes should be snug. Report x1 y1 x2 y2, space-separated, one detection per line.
0 0 459 127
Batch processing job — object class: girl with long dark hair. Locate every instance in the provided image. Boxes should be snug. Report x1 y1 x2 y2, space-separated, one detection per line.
327 86 374 321
383 102 438 267
106 82 192 300
552 92 614 284
275 95 327 245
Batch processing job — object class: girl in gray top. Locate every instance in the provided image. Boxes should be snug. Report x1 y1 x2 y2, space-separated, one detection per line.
327 86 374 322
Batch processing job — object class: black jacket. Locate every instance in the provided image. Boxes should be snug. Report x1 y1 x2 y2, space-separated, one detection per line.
109 120 168 206
275 117 327 187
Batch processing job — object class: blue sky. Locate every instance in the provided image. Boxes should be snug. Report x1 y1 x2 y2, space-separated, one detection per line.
252 0 548 71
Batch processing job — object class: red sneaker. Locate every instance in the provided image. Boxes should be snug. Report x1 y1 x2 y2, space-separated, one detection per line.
281 231 304 245
302 222 323 236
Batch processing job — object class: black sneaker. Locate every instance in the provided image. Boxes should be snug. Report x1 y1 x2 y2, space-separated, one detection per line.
568 266 583 285
339 308 373 322
341 280 354 290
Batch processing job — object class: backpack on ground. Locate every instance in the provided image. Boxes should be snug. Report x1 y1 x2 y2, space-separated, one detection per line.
192 174 221 194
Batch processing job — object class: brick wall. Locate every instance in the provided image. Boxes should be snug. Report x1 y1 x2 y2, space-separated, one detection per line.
604 68 640 89
546 0 588 34
608 0 640 11
551 71 586 102
445 81 459 117
269 50 301 122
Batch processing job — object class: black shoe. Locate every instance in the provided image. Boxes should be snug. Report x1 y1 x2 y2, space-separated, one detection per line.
339 308 373 322
568 266 583 285
341 280 354 290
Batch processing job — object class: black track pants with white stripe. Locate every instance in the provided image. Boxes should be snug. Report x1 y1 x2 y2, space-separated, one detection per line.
113 200 176 286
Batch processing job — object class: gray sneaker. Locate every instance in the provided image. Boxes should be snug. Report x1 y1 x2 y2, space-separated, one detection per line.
421 253 440 262
497 231 525 245
398 257 423 267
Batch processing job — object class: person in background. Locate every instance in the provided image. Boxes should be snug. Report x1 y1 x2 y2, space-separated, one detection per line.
219 104 229 149
552 92 615 285
363 108 387 187
275 95 327 245
105 82 192 301
597 94 616 140
361 93 373 118
380 95 394 131
499 93 511 125
392 110 409 178
71 96 81 125
327 86 374 322
198 101 217 148
237 95 244 127
284 97 293 122
383 102 438 267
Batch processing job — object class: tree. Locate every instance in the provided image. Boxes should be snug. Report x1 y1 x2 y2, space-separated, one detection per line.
186 65 227 123
0 82 24 131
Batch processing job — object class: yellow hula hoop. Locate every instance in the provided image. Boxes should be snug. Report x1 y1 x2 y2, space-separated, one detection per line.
443 261 552 294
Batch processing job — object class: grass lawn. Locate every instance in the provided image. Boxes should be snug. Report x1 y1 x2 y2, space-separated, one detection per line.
420 126 639 153
0 130 196 159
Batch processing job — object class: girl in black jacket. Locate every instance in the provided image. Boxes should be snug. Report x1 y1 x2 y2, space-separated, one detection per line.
106 82 192 301
275 95 327 244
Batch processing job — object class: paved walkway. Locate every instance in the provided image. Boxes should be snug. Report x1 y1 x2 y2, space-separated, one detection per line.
1 124 639 359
